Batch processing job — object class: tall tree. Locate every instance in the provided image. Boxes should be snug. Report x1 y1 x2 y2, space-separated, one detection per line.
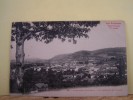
11 21 100 92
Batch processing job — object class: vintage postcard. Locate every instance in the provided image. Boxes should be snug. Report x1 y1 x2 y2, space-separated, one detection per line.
10 21 128 96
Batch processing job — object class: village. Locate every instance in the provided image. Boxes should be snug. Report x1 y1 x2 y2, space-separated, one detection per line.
18 54 127 93
10 47 127 94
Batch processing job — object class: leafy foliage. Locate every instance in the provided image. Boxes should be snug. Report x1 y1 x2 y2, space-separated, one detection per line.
11 21 100 44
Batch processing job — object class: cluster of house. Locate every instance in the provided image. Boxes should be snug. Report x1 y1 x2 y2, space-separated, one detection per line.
11 54 126 83
10 53 127 94
22 55 127 93
24 56 122 82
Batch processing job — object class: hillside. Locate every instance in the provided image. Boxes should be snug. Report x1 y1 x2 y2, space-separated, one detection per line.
50 47 126 64
11 47 126 64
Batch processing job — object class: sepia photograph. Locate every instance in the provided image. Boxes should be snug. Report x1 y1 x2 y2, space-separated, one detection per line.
10 21 128 96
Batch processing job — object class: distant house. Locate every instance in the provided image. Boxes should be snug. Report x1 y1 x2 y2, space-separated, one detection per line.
76 73 84 78
34 83 48 91
36 67 41 72
63 75 74 81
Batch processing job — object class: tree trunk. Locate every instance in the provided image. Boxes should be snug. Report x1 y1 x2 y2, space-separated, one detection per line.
15 40 25 93
16 40 25 66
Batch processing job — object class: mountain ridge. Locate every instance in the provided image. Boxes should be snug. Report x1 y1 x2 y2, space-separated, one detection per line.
11 47 126 63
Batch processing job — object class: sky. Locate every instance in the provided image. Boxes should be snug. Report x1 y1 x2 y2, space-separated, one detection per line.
10 21 126 60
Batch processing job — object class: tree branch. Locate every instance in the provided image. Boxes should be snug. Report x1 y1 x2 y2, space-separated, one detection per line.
23 32 32 41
